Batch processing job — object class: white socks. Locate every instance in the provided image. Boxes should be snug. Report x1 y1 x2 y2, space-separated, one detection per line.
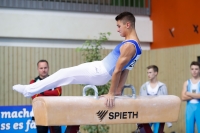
13 84 30 97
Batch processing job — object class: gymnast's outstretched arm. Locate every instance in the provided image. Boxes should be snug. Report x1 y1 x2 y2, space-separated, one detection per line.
102 43 136 108
115 69 129 96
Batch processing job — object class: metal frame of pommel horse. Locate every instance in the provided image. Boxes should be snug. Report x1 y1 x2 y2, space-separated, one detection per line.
32 84 181 133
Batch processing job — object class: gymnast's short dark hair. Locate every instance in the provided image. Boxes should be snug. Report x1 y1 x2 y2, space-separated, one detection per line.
115 11 135 28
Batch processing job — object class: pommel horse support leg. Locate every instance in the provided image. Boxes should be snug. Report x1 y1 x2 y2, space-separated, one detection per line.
32 85 181 133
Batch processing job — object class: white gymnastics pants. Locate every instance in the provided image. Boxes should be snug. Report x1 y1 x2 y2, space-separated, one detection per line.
23 61 111 97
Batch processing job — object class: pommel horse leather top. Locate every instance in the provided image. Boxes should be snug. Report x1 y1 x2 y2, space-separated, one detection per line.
32 95 181 126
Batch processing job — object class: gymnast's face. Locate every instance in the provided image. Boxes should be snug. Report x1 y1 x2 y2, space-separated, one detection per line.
190 65 200 78
147 68 158 80
117 20 128 37
37 62 49 78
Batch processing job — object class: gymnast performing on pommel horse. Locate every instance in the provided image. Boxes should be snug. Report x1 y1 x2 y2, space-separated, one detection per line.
13 12 181 133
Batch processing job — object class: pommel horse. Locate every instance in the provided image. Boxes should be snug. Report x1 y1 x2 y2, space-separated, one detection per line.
32 85 181 133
